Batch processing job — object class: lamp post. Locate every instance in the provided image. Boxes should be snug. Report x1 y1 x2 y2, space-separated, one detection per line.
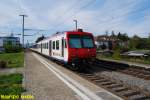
19 14 27 48
73 19 78 30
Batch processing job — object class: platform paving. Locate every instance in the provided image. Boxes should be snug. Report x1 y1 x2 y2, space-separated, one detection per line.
24 52 78 100
23 51 122 100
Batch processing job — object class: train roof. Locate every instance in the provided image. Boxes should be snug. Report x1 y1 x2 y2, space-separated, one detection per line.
37 29 93 43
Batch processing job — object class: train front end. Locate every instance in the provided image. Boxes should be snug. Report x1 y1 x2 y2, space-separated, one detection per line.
67 29 96 70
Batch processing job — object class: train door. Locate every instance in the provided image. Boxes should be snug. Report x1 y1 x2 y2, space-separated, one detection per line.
61 38 64 57
49 40 52 56
62 37 68 61
41 43 42 53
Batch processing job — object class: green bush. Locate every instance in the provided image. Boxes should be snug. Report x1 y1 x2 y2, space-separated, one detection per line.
0 60 7 68
0 74 24 95
113 49 121 60
4 45 22 53
0 52 24 68
112 44 121 60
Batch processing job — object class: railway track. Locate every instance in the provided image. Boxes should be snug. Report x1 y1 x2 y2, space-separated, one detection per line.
77 69 150 100
93 59 150 80
65 60 150 99
31 50 150 100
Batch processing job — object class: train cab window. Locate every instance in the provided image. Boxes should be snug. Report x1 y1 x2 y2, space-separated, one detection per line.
82 35 94 48
69 35 82 48
53 41 55 49
56 40 59 50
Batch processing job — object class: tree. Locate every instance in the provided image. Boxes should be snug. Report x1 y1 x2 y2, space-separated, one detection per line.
129 35 140 50
117 32 129 41
105 30 109 36
101 44 107 50
111 30 115 37
35 35 45 43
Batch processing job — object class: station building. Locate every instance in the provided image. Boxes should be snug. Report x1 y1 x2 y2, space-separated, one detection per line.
0 36 20 52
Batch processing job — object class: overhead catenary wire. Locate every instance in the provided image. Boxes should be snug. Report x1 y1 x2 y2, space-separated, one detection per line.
49 0 84 27
88 2 150 34
49 0 96 31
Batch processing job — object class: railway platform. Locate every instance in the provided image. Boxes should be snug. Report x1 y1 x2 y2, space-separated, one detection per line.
23 51 122 100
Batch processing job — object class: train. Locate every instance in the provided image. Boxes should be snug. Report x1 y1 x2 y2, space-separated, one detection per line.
31 29 96 70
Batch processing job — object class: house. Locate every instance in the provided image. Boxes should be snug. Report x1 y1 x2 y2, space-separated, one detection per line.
95 35 128 50
0 36 20 52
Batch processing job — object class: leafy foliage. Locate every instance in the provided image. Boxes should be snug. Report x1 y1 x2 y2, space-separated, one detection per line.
4 45 22 53
0 60 7 68
0 74 24 95
35 35 45 43
0 52 24 68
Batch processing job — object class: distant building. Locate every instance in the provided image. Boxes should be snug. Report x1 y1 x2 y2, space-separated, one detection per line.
0 36 20 52
95 35 128 50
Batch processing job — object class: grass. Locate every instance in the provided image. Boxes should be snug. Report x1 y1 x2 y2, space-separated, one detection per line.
0 73 24 95
97 54 150 65
0 52 24 68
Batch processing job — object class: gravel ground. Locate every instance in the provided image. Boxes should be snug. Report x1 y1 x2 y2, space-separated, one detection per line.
23 52 78 100
94 67 150 93
0 67 23 75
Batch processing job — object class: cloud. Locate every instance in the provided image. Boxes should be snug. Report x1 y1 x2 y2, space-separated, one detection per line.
0 0 150 43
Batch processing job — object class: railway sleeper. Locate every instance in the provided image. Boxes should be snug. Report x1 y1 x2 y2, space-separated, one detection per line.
79 73 93 76
106 84 123 88
94 79 109 83
128 94 148 100
100 82 115 86
123 91 141 97
85 75 98 78
144 76 150 80
88 77 100 81
93 79 108 82
112 87 128 92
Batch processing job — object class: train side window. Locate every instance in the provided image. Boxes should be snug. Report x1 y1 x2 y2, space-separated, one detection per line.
47 43 48 49
47 43 49 49
56 40 59 50
64 39 67 48
53 41 55 49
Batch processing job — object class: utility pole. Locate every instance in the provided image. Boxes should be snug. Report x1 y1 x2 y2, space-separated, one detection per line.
19 14 27 48
73 19 77 30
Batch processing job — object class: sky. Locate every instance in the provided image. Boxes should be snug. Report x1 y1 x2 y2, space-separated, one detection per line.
0 0 150 43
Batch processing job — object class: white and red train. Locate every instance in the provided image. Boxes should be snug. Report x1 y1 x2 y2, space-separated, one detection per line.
32 29 96 70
